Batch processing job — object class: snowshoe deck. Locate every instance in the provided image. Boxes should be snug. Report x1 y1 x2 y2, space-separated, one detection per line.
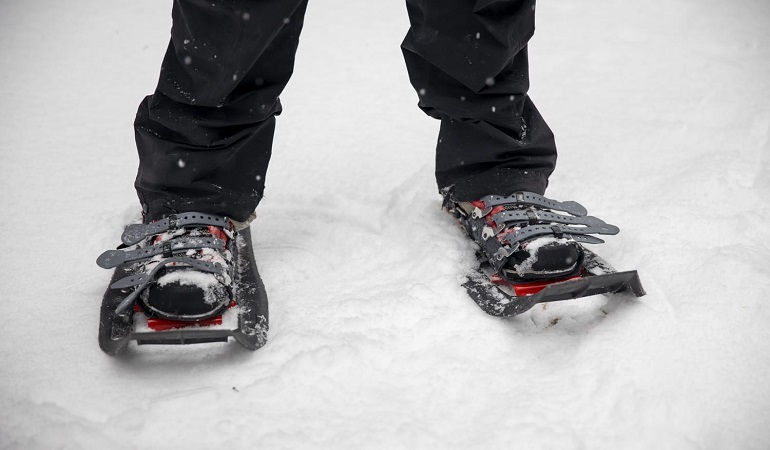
463 248 645 317
98 227 268 355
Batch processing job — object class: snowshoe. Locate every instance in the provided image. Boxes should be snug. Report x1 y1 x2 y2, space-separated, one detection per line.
96 212 268 355
446 191 645 316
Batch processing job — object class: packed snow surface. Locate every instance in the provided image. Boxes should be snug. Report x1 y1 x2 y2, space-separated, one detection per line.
1 0 769 448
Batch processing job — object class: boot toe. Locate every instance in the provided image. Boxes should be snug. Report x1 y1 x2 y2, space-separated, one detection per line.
142 268 230 320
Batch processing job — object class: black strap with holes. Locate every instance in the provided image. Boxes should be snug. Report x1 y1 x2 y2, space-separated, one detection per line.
477 192 588 217
121 212 230 246
489 210 619 236
97 236 226 269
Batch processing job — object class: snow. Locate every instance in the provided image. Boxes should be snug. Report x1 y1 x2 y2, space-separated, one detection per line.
1 0 769 448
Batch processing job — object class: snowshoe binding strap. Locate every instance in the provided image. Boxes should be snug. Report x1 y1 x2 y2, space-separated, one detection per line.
121 212 231 246
97 236 226 269
462 191 619 251
494 221 617 251
482 209 619 240
472 192 588 218
96 212 235 320
493 225 608 261
449 191 620 279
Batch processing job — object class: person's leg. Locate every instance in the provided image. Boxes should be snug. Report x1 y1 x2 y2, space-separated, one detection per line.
401 0 599 283
134 0 309 223
401 0 556 201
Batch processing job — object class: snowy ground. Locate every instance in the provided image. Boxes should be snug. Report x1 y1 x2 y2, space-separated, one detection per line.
1 0 769 448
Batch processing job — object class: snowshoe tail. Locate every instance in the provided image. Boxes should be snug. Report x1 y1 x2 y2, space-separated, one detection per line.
463 248 645 317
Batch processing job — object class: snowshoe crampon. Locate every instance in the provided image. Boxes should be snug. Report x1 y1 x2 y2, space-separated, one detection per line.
97 214 268 355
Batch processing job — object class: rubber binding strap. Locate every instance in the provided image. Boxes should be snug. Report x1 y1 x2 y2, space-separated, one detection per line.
121 212 230 246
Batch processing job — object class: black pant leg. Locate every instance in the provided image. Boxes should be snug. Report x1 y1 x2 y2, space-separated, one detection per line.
402 0 557 201
134 0 309 222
